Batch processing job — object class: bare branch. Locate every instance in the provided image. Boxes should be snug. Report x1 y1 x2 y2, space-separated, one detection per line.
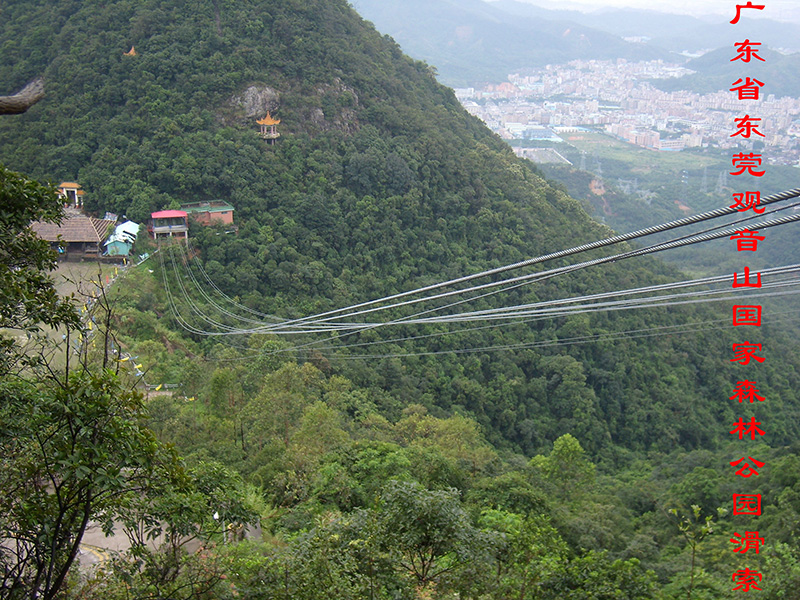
0 78 45 115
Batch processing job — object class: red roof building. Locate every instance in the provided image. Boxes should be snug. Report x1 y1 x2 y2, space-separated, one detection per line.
149 210 188 240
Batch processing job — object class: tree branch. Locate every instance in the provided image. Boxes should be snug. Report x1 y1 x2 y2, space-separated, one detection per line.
0 78 45 115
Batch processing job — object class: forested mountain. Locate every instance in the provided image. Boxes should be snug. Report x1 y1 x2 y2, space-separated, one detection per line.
491 1 800 55
2 0 798 453
352 0 668 85
651 45 800 97
3 0 800 597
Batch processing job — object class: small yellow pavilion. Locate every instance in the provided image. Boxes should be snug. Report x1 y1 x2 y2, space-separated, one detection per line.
257 112 280 144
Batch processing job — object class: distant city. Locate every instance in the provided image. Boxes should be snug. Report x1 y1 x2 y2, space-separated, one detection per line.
455 58 800 166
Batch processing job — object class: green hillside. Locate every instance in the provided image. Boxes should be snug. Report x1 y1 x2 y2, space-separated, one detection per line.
651 46 800 98
3 1 800 596
2 0 800 452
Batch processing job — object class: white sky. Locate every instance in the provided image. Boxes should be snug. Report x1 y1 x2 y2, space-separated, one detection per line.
503 0 800 21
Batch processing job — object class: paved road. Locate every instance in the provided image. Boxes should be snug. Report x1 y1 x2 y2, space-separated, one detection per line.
76 520 262 569
77 521 129 569
77 543 110 568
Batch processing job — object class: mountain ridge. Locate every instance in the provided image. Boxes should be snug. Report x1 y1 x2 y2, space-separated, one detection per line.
352 0 670 85
1 0 799 456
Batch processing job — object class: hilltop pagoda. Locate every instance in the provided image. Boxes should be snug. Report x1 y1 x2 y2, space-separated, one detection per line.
257 112 280 144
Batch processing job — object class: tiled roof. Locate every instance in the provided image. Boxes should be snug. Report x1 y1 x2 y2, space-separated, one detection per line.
31 217 116 243
58 182 85 196
256 112 280 125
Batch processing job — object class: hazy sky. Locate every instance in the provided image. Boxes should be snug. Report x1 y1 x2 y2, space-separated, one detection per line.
503 0 800 21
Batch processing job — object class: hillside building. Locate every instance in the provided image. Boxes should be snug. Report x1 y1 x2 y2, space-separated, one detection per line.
31 216 115 260
57 182 85 210
104 221 140 257
180 201 235 226
149 210 188 240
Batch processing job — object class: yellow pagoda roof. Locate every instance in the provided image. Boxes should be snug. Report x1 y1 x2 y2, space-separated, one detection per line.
257 112 280 126
124 46 137 56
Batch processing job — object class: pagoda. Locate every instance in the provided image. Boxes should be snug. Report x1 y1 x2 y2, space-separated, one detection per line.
257 112 280 144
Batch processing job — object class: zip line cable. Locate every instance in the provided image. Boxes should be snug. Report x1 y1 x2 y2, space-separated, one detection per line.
233 196 800 333
205 308 800 362
398 265 800 324
285 210 800 333
167 195 800 340
405 283 800 325
186 265 799 355
176 245 274 327
167 193 800 335
158 230 792 342
162 236 800 337
167 244 362 333
209 280 800 355
220 187 800 333
158 188 800 360
184 239 286 323
327 309 800 360
163 209 800 337
161 227 800 363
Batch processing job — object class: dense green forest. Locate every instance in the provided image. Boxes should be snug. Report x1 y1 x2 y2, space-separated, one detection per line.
531 142 800 277
2 0 800 598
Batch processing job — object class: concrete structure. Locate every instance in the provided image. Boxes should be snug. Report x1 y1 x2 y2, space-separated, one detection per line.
57 182 85 210
149 210 188 240
180 201 234 226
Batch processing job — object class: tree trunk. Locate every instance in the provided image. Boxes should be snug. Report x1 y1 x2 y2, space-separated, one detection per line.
0 78 44 114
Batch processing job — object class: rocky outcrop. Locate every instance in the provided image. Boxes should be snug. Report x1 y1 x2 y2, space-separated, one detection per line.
228 84 280 120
